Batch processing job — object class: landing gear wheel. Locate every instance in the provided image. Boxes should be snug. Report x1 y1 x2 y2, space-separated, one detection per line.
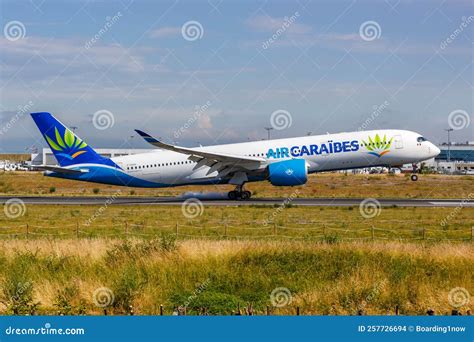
410 174 418 182
241 191 251 200
228 191 238 200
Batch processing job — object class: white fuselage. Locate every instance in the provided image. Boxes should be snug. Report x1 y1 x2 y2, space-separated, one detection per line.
108 129 439 187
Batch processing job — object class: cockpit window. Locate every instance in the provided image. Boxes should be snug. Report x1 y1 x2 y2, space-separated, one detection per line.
417 136 427 142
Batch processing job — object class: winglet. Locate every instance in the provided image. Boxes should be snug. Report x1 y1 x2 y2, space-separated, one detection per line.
135 129 160 144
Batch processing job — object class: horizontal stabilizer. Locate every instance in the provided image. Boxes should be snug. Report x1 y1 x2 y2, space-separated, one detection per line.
29 165 88 174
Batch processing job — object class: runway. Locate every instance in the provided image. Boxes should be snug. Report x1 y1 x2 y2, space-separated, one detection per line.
0 196 472 207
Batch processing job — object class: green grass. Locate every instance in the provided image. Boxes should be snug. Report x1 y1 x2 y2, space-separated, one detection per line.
0 205 472 241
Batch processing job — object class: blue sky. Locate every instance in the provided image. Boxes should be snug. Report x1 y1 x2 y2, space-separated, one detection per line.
0 0 472 152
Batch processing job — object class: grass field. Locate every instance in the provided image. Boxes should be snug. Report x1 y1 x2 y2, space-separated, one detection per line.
1 172 472 316
1 171 473 199
0 239 472 315
1 205 473 241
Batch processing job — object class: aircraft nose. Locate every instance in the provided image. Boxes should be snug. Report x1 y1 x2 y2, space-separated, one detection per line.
430 143 441 158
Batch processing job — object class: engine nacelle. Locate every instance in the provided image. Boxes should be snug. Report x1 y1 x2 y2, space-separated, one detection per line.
267 159 308 186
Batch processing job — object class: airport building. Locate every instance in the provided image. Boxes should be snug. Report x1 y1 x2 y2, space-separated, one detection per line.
31 148 154 166
425 143 474 174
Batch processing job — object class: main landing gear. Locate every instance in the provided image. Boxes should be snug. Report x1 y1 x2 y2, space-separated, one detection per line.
228 184 251 200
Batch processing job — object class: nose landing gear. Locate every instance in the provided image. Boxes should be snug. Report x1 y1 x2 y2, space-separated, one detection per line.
410 163 419 181
228 184 251 200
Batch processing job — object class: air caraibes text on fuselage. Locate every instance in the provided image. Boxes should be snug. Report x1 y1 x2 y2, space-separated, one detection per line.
266 140 360 159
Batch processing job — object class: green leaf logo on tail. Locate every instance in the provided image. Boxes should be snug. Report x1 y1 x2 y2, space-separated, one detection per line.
44 127 88 160
362 134 393 157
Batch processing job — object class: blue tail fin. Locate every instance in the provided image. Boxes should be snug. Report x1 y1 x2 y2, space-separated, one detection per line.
31 112 116 167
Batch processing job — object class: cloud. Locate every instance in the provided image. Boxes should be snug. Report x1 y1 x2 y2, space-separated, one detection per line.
197 113 212 129
246 14 312 34
0 36 152 79
149 26 182 39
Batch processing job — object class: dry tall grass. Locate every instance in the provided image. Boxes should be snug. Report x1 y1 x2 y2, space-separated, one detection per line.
0 238 472 315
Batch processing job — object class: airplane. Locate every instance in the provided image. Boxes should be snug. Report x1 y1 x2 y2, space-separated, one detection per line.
30 112 440 200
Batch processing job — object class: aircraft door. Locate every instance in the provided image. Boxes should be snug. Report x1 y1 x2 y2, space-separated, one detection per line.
393 135 403 149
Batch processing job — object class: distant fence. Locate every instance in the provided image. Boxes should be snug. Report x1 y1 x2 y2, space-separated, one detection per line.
0 221 473 242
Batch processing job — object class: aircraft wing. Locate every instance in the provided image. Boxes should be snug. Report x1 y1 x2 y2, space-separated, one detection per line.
29 165 88 174
134 129 266 173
